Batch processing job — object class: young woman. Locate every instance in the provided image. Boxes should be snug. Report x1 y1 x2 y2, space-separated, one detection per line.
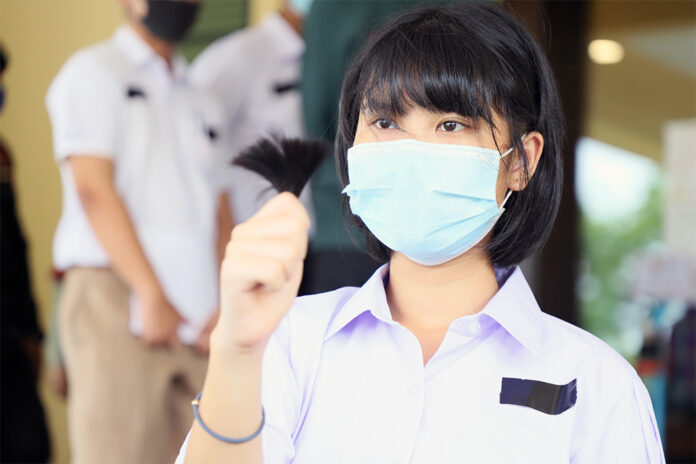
179 4 664 463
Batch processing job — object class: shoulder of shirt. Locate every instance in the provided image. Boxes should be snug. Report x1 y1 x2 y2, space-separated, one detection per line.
537 311 661 459
289 286 361 321
49 39 123 97
190 22 273 79
284 286 361 339
536 310 640 393
57 39 122 77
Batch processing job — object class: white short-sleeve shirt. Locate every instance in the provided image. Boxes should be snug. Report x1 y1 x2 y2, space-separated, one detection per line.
46 25 228 344
189 12 315 229
176 265 665 463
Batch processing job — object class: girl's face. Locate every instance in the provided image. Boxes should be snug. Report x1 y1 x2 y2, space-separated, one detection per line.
353 106 544 206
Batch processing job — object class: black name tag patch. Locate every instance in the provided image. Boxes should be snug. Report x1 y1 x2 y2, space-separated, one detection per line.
126 86 146 99
273 81 300 94
500 377 577 415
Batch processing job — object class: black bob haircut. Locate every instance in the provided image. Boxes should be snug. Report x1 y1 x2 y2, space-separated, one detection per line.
335 2 565 267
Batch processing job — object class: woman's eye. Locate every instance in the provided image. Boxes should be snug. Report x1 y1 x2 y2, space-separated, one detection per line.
438 121 466 132
374 118 397 129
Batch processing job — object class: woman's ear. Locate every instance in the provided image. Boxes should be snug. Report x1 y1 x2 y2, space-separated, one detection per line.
508 131 544 191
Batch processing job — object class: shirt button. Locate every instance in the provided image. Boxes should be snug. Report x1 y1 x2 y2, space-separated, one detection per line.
468 320 482 335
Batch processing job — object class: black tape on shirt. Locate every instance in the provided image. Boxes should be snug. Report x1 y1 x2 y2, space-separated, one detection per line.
274 81 300 94
126 86 146 99
499 377 577 415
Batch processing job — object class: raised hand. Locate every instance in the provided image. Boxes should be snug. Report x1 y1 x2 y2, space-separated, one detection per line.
212 192 310 355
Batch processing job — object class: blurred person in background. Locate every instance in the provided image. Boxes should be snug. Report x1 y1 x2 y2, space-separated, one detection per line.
189 0 316 231
44 0 233 461
0 44 51 464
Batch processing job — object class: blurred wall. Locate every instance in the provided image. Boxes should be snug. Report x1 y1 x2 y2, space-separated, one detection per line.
0 2 122 462
249 0 283 24
585 0 696 161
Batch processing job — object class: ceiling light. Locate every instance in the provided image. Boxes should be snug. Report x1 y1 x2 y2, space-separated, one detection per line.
588 39 625 64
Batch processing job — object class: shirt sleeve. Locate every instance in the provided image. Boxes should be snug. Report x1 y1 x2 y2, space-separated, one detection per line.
174 315 299 464
571 371 665 463
260 316 300 463
45 51 120 162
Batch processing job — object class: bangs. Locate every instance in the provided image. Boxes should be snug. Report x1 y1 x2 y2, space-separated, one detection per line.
357 9 512 130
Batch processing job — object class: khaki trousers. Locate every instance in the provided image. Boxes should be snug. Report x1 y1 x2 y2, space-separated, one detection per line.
58 269 208 464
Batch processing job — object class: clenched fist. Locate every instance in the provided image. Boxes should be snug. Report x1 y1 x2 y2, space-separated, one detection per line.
211 192 311 355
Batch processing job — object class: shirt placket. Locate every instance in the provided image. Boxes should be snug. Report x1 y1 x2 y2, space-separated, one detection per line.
390 323 428 464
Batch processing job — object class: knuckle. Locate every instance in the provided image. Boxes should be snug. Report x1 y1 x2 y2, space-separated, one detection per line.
287 216 305 235
289 198 310 226
277 241 297 261
291 211 310 234
300 212 311 230
268 260 286 283
294 203 311 228
297 237 308 257
286 241 301 261
232 221 256 240
231 223 245 240
223 243 243 263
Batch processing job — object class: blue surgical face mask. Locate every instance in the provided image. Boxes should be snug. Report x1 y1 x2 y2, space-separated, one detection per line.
343 138 514 266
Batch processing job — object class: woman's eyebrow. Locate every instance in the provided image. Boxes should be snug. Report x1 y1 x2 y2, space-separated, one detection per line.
438 113 474 121
360 105 387 116
361 109 396 121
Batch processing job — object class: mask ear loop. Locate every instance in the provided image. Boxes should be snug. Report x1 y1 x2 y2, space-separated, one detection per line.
500 133 528 159
498 133 527 208
500 189 513 209
500 145 515 158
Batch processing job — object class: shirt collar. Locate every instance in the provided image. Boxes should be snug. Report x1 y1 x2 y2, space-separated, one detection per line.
324 264 543 357
476 266 543 356
323 265 392 341
112 24 188 83
259 12 305 62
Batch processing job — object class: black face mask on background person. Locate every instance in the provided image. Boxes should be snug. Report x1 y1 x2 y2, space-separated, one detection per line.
142 0 200 43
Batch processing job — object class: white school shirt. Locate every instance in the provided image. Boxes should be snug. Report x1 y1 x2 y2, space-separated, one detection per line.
189 12 315 230
176 265 665 463
46 25 227 344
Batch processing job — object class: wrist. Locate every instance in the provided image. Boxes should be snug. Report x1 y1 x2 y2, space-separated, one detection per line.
209 329 267 363
137 279 165 304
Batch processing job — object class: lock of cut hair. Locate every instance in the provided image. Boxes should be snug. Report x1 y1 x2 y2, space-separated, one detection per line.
233 136 331 197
